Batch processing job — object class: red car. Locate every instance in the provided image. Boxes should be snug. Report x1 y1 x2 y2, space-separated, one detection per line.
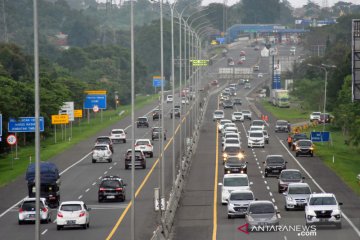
211 80 218 86
240 50 246 56
237 60 244 65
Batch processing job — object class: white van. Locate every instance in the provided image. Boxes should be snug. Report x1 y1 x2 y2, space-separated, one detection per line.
247 130 265 148
219 174 252 204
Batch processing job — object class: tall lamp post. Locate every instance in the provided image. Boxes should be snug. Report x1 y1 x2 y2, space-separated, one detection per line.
307 63 336 134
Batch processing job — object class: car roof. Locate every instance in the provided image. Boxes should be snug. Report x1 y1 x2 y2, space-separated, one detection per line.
232 112 242 114
266 154 283 158
60 201 84 205
249 130 263 134
135 139 151 142
309 193 335 198
225 138 240 141
249 200 273 205
214 110 224 113
277 120 288 123
225 127 238 130
281 169 300 173
97 136 110 139
230 189 254 195
223 173 248 178
288 182 310 188
220 119 232 123
23 197 47 202
112 129 124 131
94 143 110 147
138 116 148 119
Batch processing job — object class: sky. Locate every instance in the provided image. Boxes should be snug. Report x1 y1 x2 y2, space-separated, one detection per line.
201 0 360 8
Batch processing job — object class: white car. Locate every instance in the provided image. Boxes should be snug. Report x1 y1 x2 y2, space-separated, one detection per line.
222 132 240 146
248 126 263 133
284 183 311 211
310 112 321 122
251 120 266 130
241 110 252 120
240 56 246 61
247 130 265 148
258 73 263 78
244 83 251 89
18 198 51 224
263 130 269 144
218 119 232 132
219 174 252 205
223 138 241 151
213 110 224 121
135 139 154 158
231 112 244 122
181 97 189 104
56 201 91 230
92 144 113 163
110 129 126 143
221 123 237 135
305 193 342 228
227 190 255 218
222 126 239 138
166 95 173 103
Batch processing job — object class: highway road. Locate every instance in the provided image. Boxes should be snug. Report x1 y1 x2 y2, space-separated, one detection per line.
0 74 212 239
173 42 360 240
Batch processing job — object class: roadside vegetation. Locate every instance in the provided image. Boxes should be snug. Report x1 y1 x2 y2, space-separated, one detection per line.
0 94 158 187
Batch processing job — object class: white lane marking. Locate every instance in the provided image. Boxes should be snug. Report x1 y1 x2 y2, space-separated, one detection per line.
254 158 257 161
269 192 273 197
267 186 270 190
284 236 287 240
262 175 265 178
92 182 96 186
78 195 83 199
85 188 90 193
264 180 267 184
104 171 108 175
258 166 261 169
113 162 117 165
256 162 259 165
278 214 281 219
275 205 278 210
277 137 360 237
98 176 102 180
88 204 127 210
53 219 57 223
109 166 113 170
272 198 275 203
260 170 263 174
41 229 48 235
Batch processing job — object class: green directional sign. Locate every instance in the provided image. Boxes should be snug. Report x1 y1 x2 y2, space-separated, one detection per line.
190 60 209 66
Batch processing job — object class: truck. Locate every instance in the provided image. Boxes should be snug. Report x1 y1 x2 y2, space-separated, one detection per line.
272 89 290 108
25 162 61 207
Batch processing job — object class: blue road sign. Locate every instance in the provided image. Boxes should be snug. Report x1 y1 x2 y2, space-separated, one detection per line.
8 117 45 132
272 74 281 89
216 37 225 44
153 79 165 87
84 94 107 109
310 131 330 142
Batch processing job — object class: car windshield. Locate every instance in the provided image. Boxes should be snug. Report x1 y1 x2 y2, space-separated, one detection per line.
233 113 242 116
112 130 123 134
167 95 173 98
309 197 337 206
249 204 275 214
136 141 150 145
242 111 250 114
249 132 263 138
127 151 142 157
97 138 109 143
281 171 302 180
252 121 264 126
221 121 231 126
293 134 307 140
214 111 223 115
94 145 108 151
226 157 244 164
22 201 44 211
298 141 312 147
230 192 254 201
60 204 82 211
224 100 232 104
224 147 240 153
138 118 147 122
225 129 237 134
153 128 162 133
312 112 321 116
288 187 311 195
225 134 238 139
277 121 288 126
101 180 121 188
226 139 239 144
267 156 284 164
224 177 248 187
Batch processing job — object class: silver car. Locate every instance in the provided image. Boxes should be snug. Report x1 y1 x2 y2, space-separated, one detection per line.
227 190 255 218
18 198 51 224
284 183 311 211
245 200 280 231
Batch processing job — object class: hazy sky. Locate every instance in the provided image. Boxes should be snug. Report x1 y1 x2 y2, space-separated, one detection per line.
201 0 360 8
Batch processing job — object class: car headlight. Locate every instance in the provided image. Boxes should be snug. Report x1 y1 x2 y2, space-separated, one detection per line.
309 147 314 150
286 196 294 202
237 152 245 159
307 214 315 220
247 215 254 222
223 153 228 158
295 147 300 150
333 214 341 219
270 214 278 221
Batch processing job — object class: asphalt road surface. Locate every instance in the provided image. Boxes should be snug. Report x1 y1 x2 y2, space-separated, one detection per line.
173 42 360 240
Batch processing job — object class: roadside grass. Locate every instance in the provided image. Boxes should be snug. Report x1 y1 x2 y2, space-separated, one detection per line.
0 94 158 187
259 100 360 196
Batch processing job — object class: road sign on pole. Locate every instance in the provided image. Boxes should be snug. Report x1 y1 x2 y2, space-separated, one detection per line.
51 114 69 124
0 114 2 138
8 117 45 132
6 134 17 145
153 76 165 87
84 95 107 109
310 131 330 142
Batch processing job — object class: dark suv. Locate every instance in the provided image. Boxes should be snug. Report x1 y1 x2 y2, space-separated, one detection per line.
275 120 290 132
96 136 114 153
224 157 248 174
152 127 166 140
294 139 314 157
170 108 180 119
98 176 126 202
124 149 146 169
152 109 161 120
137 117 149 128
223 100 234 109
263 155 287 177
277 169 304 193
233 98 242 105
291 133 308 150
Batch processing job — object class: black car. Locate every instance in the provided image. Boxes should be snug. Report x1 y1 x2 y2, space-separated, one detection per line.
152 127 166 140
223 100 234 109
98 176 126 202
275 120 290 132
224 157 248 174
295 139 314 157
291 133 308 150
233 98 242 105
319 113 332 123
277 169 304 193
137 117 149 128
170 108 180 119
96 136 114 153
223 146 243 164
263 155 287 177
124 149 146 169
152 109 162 120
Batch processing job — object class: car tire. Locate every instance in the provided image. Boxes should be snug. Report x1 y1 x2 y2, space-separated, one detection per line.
143 164 146 169
278 188 282 193
125 165 129 170
150 153 153 158
264 173 268 177
87 222 90 228
92 159 96 163
108 159 112 163
285 206 289 211
123 139 126 143
228 214 232 219
18 220 23 225
296 153 299 157
57 225 62 231
83 224 87 229
310 153 314 157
